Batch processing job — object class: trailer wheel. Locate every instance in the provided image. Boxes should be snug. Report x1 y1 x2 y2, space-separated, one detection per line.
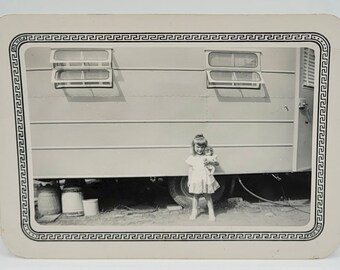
167 176 226 208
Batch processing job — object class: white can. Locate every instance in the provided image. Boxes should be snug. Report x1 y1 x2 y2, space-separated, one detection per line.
82 199 99 216
61 187 84 216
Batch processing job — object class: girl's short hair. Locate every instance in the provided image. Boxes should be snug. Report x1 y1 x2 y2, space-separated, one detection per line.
191 134 208 154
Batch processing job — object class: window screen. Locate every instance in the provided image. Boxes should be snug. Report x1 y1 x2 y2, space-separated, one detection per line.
206 51 264 89
208 52 258 68
51 49 113 88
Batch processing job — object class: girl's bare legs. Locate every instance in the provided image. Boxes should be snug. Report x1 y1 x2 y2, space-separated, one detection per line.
203 194 215 221
190 194 199 220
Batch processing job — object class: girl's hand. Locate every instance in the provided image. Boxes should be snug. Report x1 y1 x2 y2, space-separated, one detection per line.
205 159 219 166
203 159 209 165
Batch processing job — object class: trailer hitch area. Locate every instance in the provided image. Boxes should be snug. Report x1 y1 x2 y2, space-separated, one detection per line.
271 173 282 181
149 177 164 183
298 98 307 110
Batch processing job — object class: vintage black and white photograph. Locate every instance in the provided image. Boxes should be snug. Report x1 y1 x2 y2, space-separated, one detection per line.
25 43 316 227
2 12 339 259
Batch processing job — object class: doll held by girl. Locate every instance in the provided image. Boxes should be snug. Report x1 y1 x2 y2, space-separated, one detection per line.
185 134 220 221
204 146 217 176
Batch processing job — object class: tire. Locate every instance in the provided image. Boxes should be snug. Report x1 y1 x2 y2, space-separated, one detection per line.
168 176 226 208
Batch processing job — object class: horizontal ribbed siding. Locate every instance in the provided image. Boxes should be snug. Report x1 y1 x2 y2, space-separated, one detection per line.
25 46 297 178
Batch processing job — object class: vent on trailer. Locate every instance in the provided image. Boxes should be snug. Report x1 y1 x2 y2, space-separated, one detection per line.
302 48 315 88
50 49 113 89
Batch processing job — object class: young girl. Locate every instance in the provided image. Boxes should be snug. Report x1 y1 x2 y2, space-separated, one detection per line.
185 134 220 221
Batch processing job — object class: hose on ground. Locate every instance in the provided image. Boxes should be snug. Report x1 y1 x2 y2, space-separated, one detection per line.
237 176 310 214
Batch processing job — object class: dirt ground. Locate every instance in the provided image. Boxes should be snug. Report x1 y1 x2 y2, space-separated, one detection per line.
46 199 310 227
36 174 311 227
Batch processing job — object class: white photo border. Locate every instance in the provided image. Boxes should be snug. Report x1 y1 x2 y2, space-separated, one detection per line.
9 32 329 241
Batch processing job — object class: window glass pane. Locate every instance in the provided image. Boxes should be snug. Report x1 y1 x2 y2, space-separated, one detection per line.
54 51 82 61
208 52 233 67
57 70 109 80
210 71 260 82
210 71 233 81
234 53 258 68
82 51 109 61
235 83 258 87
208 52 258 68
84 70 109 80
234 72 260 81
55 62 110 67
54 50 109 61
57 70 82 80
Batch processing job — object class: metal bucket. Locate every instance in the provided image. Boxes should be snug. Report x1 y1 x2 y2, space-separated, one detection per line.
37 185 61 215
61 187 84 216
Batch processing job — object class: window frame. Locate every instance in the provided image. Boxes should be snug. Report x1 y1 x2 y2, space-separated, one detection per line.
50 48 113 89
205 50 265 89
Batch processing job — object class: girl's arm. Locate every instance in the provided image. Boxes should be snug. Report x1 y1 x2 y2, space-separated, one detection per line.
185 155 193 166
188 166 193 174
187 166 193 187
204 155 219 166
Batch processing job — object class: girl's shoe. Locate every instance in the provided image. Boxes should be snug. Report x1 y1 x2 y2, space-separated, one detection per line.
209 213 216 222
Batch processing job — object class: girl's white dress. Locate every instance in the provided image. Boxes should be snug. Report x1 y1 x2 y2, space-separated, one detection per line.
185 154 220 194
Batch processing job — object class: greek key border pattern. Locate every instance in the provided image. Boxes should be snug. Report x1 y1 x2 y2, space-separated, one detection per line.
10 32 329 241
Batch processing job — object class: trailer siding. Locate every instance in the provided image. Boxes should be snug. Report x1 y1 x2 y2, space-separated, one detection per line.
32 147 293 179
30 122 293 148
24 46 298 178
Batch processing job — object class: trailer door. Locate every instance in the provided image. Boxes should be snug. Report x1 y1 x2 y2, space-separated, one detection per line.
293 48 315 172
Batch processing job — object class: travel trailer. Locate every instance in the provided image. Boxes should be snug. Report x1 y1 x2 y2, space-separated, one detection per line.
24 45 315 206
